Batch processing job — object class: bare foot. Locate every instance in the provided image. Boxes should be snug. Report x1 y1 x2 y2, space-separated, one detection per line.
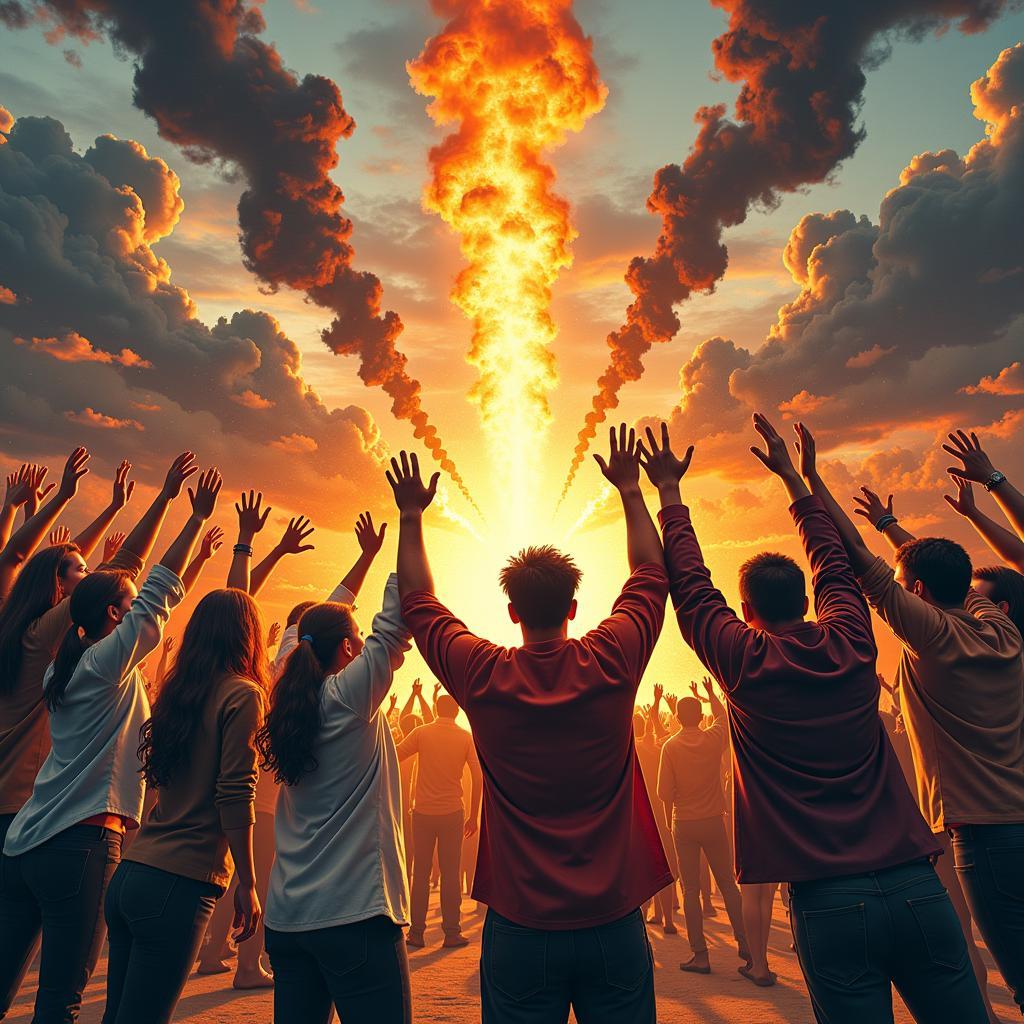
680 954 711 975
196 959 232 976
233 965 274 990
738 964 776 987
443 932 470 948
663 922 678 935
406 931 425 949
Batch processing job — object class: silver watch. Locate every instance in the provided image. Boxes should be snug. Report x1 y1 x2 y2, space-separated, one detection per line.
984 471 1007 492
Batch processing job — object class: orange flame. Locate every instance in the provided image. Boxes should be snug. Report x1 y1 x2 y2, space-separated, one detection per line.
409 0 605 534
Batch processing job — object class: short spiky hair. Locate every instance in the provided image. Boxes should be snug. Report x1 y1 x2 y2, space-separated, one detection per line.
896 538 972 606
738 552 806 624
499 545 582 630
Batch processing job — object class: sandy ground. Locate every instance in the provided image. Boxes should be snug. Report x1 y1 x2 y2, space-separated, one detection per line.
6 892 1017 1023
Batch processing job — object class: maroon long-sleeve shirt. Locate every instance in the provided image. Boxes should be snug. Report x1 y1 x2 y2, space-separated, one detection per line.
402 565 674 929
659 496 938 883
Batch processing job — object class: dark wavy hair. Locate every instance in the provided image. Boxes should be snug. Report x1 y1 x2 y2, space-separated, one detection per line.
257 602 356 786
895 537 972 606
46 569 134 711
139 589 269 787
499 545 582 629
0 543 80 695
974 565 1024 635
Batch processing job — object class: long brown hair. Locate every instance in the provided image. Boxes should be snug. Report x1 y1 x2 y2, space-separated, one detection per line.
257 602 356 786
46 570 134 711
139 589 269 787
0 543 80 695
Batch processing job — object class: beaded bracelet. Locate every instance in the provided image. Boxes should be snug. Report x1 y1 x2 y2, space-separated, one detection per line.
233 543 254 556
874 514 898 533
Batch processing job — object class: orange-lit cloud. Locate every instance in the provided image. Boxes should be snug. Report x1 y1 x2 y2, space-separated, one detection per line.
16 332 152 368
232 389 275 410
0 285 16 304
846 345 896 370
963 361 1024 396
66 407 144 431
271 433 318 454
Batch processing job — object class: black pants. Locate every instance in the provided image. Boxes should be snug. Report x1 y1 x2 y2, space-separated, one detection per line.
102 861 219 1024
950 823 1024 1015
480 908 655 1024
265 915 411 1024
0 821 122 1023
789 858 988 1024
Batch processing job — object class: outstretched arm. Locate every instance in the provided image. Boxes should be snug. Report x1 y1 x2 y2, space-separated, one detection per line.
336 512 387 599
0 465 34 550
157 468 222 578
118 451 199 567
701 676 726 722
793 424 877 575
226 491 270 593
852 488 915 550
945 477 1024 572
250 516 315 598
595 424 663 571
0 447 90 598
749 413 810 504
944 429 1024 542
649 684 667 740
73 459 135 559
182 526 224 593
388 452 439 600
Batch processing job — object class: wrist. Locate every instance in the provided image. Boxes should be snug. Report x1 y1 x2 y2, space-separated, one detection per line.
400 509 424 523
616 482 643 498
657 482 682 506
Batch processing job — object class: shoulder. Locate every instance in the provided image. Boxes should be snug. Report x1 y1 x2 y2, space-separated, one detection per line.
219 675 266 710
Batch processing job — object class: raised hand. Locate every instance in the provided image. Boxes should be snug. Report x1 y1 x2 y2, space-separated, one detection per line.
943 430 998 484
48 526 71 547
638 422 694 492
689 681 700 699
412 678 423 698
702 676 715 698
4 465 32 509
386 452 439 515
267 621 281 648
653 682 664 703
433 682 441 702
278 516 315 555
943 476 976 518
852 487 894 526
110 459 135 511
161 451 198 501
163 635 176 656
355 511 386 556
26 464 55 514
103 531 126 563
387 693 398 715
57 447 90 501
749 413 797 478
595 423 644 492
235 490 271 540
793 421 817 480
188 468 222 520
665 693 679 713
198 525 224 561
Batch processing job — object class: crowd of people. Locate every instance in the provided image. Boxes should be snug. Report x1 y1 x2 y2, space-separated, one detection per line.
0 413 1020 1024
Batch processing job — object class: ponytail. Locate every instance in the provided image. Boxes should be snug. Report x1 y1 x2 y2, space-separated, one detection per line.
45 570 133 711
257 602 355 786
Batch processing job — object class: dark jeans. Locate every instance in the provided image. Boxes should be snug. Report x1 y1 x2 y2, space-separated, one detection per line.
480 908 655 1024
265 915 412 1024
0 822 122 1023
950 823 1024 1015
789 858 988 1024
410 810 463 936
102 861 219 1024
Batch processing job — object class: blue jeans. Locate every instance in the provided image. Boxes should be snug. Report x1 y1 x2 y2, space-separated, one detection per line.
789 859 988 1024
480 908 655 1024
951 823 1024 1015
102 861 219 1024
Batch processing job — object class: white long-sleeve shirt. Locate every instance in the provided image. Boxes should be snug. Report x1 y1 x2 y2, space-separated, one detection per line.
266 574 410 931
4 565 184 856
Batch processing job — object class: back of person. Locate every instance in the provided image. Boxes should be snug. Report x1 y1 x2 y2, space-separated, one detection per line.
408 716 472 815
452 630 670 928
660 723 725 822
892 597 1024 830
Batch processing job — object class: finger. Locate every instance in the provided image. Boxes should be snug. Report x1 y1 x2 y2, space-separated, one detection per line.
636 441 650 464
411 452 420 479
661 421 670 451
943 495 958 511
680 445 694 473
645 426 658 455
593 453 608 473
389 457 400 479
946 434 967 453
608 426 617 456
970 431 980 450
749 447 770 468
385 470 397 491
400 451 410 477
946 467 968 480
940 444 963 460
126 481 135 499
428 472 440 498
627 427 635 454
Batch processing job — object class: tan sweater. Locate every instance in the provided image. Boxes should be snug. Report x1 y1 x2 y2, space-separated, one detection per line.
126 674 263 890
859 557 1024 831
0 548 143 815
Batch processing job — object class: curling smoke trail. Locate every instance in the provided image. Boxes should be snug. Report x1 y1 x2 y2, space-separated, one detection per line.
561 483 613 546
558 0 1014 501
408 0 605 526
5 0 477 509
435 482 484 543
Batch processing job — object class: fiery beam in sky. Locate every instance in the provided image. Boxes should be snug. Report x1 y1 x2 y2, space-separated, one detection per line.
409 0 606 536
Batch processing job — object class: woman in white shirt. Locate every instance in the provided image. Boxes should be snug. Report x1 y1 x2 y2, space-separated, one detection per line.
0 464 219 1024
258 567 412 1024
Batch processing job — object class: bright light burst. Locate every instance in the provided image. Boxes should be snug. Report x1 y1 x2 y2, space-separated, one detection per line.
409 0 606 544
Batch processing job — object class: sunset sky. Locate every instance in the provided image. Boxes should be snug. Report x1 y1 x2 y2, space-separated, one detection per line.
2 1 1023 697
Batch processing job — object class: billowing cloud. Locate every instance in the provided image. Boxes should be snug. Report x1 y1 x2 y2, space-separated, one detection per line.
0 113 388 513
658 44 1024 487
0 285 16 304
560 0 1015 494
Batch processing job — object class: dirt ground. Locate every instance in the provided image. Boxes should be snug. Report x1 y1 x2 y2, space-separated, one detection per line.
6 893 1017 1023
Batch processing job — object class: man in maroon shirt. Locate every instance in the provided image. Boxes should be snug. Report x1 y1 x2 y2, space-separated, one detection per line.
639 417 986 1022
387 427 672 1024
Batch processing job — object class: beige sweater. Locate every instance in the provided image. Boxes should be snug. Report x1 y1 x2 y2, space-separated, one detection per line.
127 673 263 890
859 557 1024 831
